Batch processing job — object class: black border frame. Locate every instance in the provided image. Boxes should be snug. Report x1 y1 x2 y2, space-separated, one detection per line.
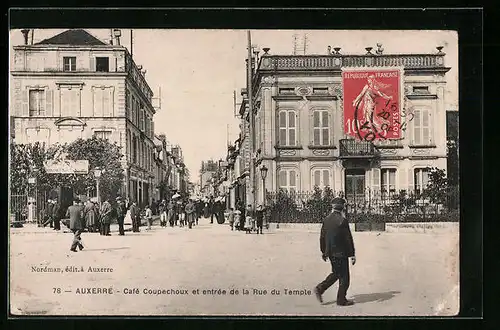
4 6 483 329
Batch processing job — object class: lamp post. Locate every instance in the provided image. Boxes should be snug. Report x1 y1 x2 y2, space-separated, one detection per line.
94 167 102 206
260 164 269 230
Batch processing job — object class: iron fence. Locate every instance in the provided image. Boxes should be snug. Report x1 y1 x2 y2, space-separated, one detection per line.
10 190 48 225
266 187 460 224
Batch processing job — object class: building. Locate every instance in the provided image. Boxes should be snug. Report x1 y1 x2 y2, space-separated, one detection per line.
239 46 451 206
199 160 219 196
10 29 158 206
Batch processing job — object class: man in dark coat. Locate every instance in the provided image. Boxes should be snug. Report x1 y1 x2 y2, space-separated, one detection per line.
255 204 265 234
314 197 356 306
42 199 54 228
130 201 140 232
100 198 113 236
66 199 85 252
116 197 126 235
52 199 61 231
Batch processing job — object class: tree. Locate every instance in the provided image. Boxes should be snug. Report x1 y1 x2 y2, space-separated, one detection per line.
10 142 49 193
423 167 448 205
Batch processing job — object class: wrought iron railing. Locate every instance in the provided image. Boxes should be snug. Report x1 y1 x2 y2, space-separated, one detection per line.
339 139 376 157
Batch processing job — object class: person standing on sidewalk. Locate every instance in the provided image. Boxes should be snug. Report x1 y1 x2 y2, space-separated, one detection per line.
159 200 167 227
314 197 356 307
185 199 195 229
116 196 126 235
83 199 98 233
52 199 61 231
255 205 265 234
66 199 84 252
145 205 153 230
100 198 113 236
42 199 54 228
130 201 140 232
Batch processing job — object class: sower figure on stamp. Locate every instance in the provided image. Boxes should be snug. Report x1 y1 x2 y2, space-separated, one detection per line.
66 198 85 252
314 197 356 306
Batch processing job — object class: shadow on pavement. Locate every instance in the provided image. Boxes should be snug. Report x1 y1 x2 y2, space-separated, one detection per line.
324 291 401 305
81 247 131 252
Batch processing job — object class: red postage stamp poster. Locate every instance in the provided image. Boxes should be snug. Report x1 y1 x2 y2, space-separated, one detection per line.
342 68 403 141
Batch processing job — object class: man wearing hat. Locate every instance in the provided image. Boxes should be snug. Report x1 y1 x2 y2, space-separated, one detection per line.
116 196 126 236
314 197 356 306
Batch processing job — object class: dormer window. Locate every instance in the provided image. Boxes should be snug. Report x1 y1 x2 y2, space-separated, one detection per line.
96 57 109 72
63 57 76 72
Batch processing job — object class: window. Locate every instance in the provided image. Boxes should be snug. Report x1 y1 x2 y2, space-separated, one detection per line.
279 169 298 193
131 96 136 123
313 87 329 94
313 110 330 146
278 110 296 146
96 57 109 72
381 169 397 195
60 88 80 117
412 108 432 145
140 109 145 131
133 136 138 164
312 169 331 189
414 168 430 194
63 57 76 72
93 88 112 117
94 130 112 140
413 86 429 94
29 90 45 116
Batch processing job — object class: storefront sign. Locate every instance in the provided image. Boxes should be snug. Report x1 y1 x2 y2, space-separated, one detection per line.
44 160 89 174
342 67 403 141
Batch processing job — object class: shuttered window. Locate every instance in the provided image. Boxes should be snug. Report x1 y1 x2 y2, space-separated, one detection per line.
313 110 330 146
278 110 297 146
29 90 45 117
60 88 81 117
63 57 76 72
279 169 298 193
312 169 331 189
414 168 430 194
381 169 397 195
412 108 432 145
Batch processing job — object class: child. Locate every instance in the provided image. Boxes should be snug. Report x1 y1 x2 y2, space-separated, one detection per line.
233 209 241 230
227 208 235 230
145 205 153 230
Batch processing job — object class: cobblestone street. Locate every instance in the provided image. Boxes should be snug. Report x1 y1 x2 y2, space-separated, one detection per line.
9 219 459 316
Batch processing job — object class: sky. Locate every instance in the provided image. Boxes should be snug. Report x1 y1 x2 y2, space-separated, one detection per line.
10 29 458 182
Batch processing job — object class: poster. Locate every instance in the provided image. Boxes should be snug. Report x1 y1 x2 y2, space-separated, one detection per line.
343 68 402 141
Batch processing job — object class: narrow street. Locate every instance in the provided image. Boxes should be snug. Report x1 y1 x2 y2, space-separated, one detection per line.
10 219 458 316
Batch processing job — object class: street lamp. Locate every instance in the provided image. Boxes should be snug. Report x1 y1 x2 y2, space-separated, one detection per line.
260 164 269 229
94 167 102 206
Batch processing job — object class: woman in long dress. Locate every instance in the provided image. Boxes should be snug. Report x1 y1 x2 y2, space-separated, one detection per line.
83 199 98 233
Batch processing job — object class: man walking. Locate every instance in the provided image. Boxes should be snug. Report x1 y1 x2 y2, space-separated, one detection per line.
66 198 85 252
116 196 126 235
130 201 140 232
185 199 195 229
314 197 356 306
43 199 54 228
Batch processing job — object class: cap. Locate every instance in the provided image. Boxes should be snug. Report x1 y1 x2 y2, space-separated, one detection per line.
332 197 346 209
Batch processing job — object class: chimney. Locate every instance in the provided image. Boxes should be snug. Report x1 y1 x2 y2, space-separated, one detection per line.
21 29 30 45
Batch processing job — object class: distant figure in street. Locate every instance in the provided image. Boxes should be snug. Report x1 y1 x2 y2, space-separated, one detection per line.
151 199 157 215
167 200 175 227
217 200 225 224
66 199 85 252
159 199 167 227
314 197 356 307
145 205 153 230
209 197 215 224
255 205 265 234
83 199 98 233
100 198 113 236
178 201 186 227
185 199 195 229
52 199 61 231
228 208 235 230
244 204 254 234
43 199 54 228
116 196 126 235
203 201 210 219
130 201 140 232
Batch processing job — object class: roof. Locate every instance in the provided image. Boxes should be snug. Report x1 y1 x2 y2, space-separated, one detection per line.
36 29 107 46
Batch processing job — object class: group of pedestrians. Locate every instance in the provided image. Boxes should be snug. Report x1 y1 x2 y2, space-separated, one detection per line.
157 198 200 229
226 201 267 234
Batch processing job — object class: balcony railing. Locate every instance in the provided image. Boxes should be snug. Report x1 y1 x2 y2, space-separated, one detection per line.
339 139 376 158
258 54 446 71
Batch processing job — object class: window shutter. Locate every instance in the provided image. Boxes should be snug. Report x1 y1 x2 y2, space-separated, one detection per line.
45 90 53 116
428 110 433 145
323 170 330 187
408 168 414 192
77 56 84 71
90 57 96 71
295 112 299 146
372 168 381 193
22 89 29 117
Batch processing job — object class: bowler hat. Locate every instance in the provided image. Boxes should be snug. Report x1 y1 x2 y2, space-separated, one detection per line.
332 197 346 209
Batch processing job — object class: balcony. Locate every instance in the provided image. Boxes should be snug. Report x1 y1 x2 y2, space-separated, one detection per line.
339 139 376 158
258 53 447 72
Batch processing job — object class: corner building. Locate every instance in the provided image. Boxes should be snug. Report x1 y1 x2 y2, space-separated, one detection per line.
10 29 158 206
251 50 451 204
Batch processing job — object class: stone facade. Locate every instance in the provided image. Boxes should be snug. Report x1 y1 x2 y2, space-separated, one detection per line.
10 35 157 206
247 52 451 205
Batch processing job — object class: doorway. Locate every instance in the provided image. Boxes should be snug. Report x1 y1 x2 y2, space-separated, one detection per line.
345 169 366 203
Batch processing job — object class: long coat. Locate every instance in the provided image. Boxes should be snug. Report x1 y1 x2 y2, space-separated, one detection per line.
52 202 61 220
319 210 355 258
185 202 195 223
100 201 113 224
83 202 98 227
66 205 84 230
